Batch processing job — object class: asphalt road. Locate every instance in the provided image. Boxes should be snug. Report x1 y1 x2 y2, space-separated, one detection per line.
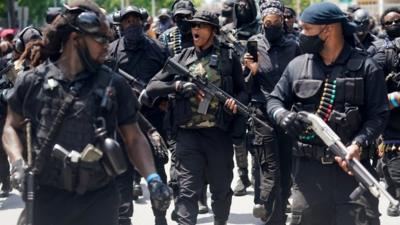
1 163 400 225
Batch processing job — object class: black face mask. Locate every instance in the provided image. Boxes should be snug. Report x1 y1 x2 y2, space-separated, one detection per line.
236 4 253 24
122 25 145 49
176 20 191 34
299 31 325 54
76 38 101 74
386 24 400 39
264 25 283 43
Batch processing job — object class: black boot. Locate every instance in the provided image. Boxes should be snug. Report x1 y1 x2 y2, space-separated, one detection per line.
233 168 251 196
0 172 11 198
214 220 227 225
198 185 209 214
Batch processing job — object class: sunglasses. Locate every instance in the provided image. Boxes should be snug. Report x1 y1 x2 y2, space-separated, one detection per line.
384 18 400 26
191 22 209 29
89 34 111 44
284 15 294 19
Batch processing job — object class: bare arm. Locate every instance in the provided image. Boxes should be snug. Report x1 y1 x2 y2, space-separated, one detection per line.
118 122 156 178
2 106 25 164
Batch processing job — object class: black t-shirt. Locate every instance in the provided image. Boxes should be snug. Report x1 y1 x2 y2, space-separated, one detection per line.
8 60 139 143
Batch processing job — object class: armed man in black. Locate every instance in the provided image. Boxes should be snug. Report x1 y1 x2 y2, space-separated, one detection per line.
2 1 171 225
107 5 170 225
159 0 196 57
267 3 389 225
221 0 261 196
146 10 247 225
246 1 300 224
373 35 400 217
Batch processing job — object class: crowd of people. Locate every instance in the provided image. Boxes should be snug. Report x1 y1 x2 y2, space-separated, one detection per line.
0 0 400 225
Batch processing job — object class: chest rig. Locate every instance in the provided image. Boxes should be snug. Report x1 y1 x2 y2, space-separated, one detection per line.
32 67 119 193
181 49 222 129
293 52 366 145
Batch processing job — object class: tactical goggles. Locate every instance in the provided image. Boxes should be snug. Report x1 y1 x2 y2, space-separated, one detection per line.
64 4 110 43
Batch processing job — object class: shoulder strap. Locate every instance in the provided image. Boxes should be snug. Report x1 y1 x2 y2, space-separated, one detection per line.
33 83 81 174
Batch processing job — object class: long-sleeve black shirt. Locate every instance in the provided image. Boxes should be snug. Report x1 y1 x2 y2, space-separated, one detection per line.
268 43 389 147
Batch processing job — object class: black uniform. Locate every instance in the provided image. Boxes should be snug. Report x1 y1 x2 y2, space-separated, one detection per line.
8 61 139 225
373 38 400 216
146 40 247 225
108 34 169 225
267 43 389 225
221 0 261 195
246 32 300 224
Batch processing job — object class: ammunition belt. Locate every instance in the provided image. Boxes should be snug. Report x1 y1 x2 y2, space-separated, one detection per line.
171 29 182 56
380 140 400 153
300 79 337 141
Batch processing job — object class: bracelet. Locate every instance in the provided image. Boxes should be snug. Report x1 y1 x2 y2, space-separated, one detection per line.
146 173 160 184
389 94 399 108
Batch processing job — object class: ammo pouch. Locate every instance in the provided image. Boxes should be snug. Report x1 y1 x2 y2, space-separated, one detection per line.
327 107 362 144
335 77 364 106
37 155 111 194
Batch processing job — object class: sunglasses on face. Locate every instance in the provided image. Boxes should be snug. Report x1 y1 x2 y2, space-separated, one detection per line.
284 15 294 19
175 14 192 21
89 34 110 45
190 23 209 29
384 18 400 26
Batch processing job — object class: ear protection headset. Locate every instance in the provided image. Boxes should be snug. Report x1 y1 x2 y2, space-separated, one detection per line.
15 26 43 54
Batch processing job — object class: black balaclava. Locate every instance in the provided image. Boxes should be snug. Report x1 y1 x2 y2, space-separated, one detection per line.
122 24 145 49
236 0 253 25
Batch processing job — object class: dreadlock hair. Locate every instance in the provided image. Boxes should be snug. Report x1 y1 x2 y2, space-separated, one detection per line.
31 0 104 63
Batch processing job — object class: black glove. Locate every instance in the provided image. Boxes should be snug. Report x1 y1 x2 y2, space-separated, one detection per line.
11 159 26 192
277 110 306 136
177 81 199 98
148 178 172 211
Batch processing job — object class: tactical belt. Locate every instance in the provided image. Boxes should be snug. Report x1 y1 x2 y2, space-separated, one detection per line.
293 142 335 165
380 140 400 160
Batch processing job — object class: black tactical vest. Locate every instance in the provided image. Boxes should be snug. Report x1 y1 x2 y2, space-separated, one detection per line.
293 51 366 145
26 64 117 192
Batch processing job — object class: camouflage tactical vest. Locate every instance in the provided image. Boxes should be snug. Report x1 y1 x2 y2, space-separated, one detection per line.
181 55 221 129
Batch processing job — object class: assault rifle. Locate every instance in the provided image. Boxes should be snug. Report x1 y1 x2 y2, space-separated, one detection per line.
25 120 34 225
299 111 400 210
164 58 270 129
220 28 246 57
116 68 156 107
117 68 147 93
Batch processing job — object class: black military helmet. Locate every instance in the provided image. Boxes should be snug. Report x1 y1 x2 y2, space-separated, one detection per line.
353 9 370 31
114 5 143 23
188 10 220 29
172 0 195 16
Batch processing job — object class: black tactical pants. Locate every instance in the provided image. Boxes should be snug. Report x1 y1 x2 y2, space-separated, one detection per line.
382 152 400 203
175 127 234 225
290 157 372 225
0 145 10 192
32 183 119 225
117 163 135 225
251 114 285 225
